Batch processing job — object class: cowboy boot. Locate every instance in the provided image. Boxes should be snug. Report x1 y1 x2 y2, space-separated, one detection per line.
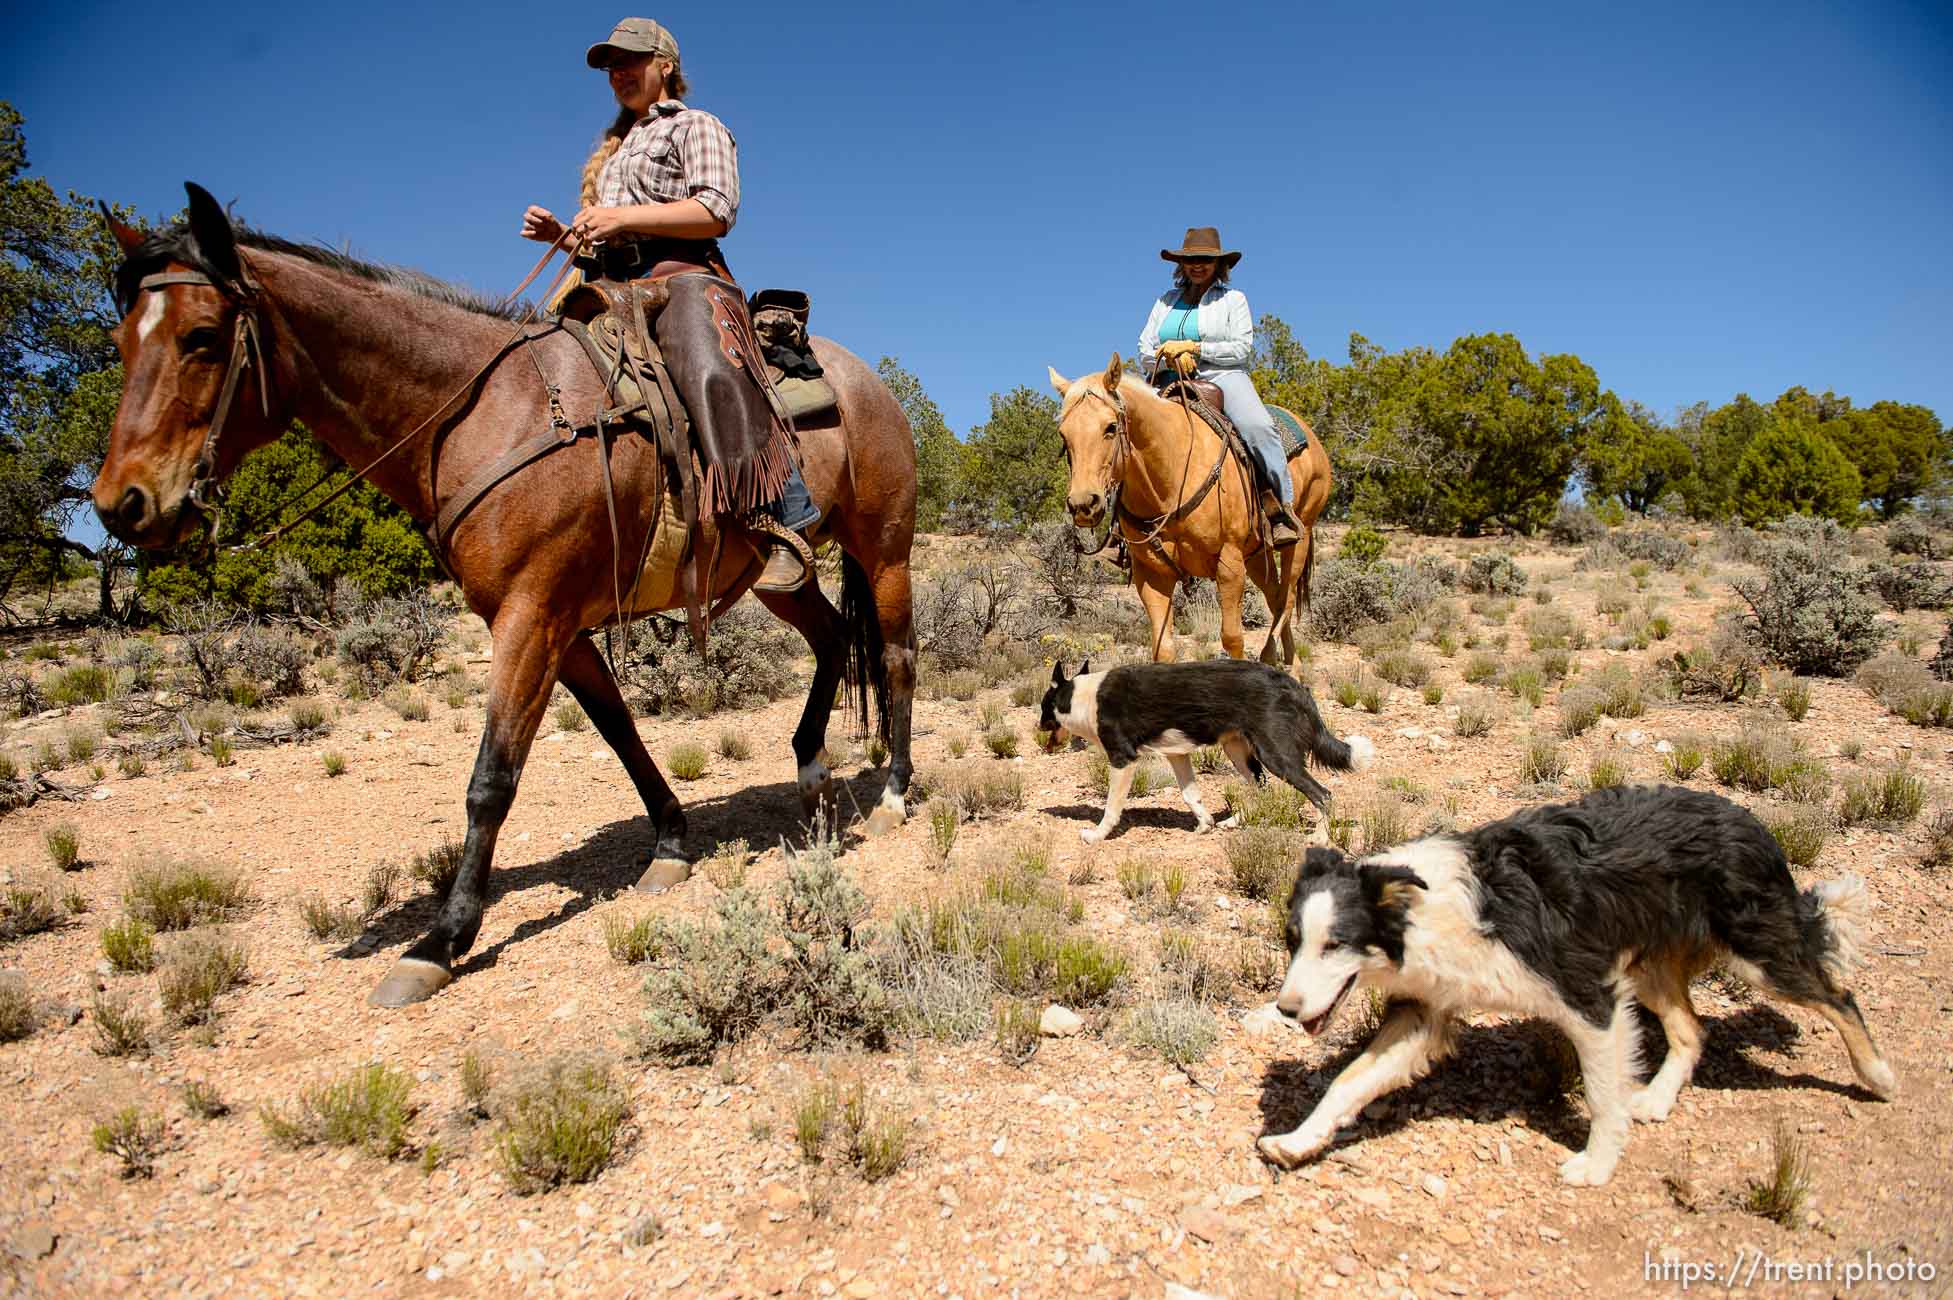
749 510 817 594
1260 491 1304 547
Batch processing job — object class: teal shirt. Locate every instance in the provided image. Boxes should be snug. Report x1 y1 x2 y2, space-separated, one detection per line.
1157 298 1201 342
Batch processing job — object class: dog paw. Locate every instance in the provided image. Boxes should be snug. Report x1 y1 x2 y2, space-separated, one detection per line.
1558 1150 1619 1186
1218 814 1241 831
1194 819 1215 835
1627 1087 1675 1123
1257 1129 1329 1169
1079 828 1107 844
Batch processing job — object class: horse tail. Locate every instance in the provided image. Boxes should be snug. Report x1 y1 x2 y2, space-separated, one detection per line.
840 551 889 742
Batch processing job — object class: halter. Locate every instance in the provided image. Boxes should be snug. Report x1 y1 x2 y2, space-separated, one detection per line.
135 266 274 541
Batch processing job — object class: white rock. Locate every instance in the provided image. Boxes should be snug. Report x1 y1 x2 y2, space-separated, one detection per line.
1653 739 1674 754
1422 1174 1447 1198
1427 735 1450 752
1039 1005 1084 1037
1621 730 1647 748
1241 1003 1291 1037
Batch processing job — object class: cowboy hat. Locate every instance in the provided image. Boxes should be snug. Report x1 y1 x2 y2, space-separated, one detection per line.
1160 226 1242 271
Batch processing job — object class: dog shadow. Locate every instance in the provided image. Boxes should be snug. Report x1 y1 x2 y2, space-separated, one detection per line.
1041 802 1206 836
1256 1003 1885 1159
329 766 894 972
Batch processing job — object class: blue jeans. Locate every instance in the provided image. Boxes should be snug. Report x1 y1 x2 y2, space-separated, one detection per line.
766 459 820 532
1205 369 1291 502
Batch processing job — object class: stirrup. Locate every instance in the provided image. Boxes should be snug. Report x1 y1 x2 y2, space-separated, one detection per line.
1260 493 1303 547
747 511 816 593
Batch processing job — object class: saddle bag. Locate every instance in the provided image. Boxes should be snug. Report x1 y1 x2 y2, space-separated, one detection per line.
748 288 837 421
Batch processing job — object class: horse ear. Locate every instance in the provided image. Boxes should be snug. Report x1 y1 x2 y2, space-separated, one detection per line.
1102 353 1123 391
1047 366 1071 398
183 182 244 289
1079 659 1092 676
1050 660 1067 685
98 202 146 256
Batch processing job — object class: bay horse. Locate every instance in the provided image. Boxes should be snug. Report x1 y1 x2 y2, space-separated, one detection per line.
92 184 917 1007
1047 354 1331 664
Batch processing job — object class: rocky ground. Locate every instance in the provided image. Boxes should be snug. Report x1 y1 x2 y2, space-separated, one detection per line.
1 526 1949 1298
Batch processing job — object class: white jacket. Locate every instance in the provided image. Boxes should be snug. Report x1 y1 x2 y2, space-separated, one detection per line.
1137 284 1255 375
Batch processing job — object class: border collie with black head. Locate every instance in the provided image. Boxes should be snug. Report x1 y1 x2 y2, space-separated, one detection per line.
1038 658 1373 843
1259 784 1897 1186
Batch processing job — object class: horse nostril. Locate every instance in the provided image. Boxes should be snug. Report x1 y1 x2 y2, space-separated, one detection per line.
116 486 149 530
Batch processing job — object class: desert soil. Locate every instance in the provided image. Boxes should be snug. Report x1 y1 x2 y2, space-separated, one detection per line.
1 527 1950 1299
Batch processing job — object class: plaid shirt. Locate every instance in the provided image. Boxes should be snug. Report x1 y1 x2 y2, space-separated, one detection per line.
595 100 740 232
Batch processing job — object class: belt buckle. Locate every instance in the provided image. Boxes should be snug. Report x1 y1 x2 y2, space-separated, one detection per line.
612 241 643 274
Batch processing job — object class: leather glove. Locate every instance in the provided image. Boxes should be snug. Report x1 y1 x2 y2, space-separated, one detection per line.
1159 339 1200 360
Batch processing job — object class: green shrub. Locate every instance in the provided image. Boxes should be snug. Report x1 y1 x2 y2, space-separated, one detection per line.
1558 688 1603 738
289 698 330 732
384 687 431 722
493 1057 629 1195
410 838 465 896
984 726 1020 758
321 750 348 777
553 699 588 732
1503 664 1544 708
91 1107 164 1179
1658 733 1706 780
44 822 81 871
1339 524 1388 565
994 999 1040 1064
1373 647 1431 688
1360 796 1412 852
1778 677 1813 722
1226 827 1300 901
48 664 115 706
1 880 65 943
1118 998 1216 1066
1840 766 1926 827
0 975 35 1043
1765 810 1830 869
181 1080 230 1119
100 915 157 973
1454 694 1496 737
668 741 708 781
1462 552 1528 596
1731 517 1889 676
1586 750 1629 789
158 932 249 1026
1744 1117 1812 1227
603 913 662 964
261 1064 417 1159
124 863 249 931
1521 735 1567 784
91 992 150 1057
717 729 752 761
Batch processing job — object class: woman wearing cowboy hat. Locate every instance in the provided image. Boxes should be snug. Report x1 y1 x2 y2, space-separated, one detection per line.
519 17 822 593
1138 227 1302 546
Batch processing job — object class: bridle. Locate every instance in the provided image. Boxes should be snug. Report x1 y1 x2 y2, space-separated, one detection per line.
134 266 274 542
1061 382 1130 557
126 232 578 554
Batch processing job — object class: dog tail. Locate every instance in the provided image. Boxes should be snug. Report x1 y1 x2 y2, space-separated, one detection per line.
1800 874 1871 984
1310 729 1375 773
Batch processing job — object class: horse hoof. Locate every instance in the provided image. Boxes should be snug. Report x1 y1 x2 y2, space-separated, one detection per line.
634 858 693 895
863 803 905 837
367 958 452 1007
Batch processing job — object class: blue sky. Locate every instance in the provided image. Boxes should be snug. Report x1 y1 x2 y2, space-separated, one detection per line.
9 0 1951 444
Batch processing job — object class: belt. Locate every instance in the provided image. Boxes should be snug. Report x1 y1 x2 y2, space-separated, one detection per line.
574 238 728 282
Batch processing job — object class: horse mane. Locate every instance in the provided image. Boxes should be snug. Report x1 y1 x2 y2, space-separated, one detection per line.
114 221 525 321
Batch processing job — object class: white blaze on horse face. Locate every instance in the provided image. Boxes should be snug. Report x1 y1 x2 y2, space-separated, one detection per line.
135 293 166 342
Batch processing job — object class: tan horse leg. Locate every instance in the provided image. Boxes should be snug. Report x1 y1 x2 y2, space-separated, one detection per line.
1252 545 1295 667
1132 549 1179 663
1216 545 1249 660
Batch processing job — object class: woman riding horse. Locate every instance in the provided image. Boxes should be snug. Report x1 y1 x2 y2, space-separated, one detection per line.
1137 226 1304 547
520 16 820 594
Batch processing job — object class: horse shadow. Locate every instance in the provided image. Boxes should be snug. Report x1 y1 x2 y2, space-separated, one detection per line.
330 765 894 973
1253 1003 1883 1162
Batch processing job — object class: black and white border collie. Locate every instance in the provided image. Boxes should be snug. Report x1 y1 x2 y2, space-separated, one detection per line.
1260 784 1897 1186
1037 658 1373 843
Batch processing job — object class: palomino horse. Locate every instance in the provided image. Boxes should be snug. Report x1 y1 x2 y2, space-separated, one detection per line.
93 185 917 1007
1047 354 1331 664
